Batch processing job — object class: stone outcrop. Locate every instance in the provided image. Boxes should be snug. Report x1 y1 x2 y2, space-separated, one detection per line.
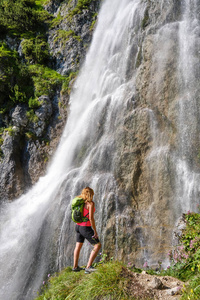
47 0 101 75
100 0 199 266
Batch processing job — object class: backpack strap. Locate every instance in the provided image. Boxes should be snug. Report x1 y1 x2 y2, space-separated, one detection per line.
85 212 89 218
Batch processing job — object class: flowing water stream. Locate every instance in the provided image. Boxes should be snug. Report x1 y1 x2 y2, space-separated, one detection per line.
0 0 143 299
0 0 199 299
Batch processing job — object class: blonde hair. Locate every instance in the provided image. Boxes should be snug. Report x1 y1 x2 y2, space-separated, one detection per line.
79 187 94 203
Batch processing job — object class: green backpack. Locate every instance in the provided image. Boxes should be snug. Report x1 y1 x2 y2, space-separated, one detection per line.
71 197 89 223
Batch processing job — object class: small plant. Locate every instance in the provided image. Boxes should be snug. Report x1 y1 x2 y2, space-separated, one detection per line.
53 29 75 46
4 126 16 136
68 0 93 18
50 12 64 28
28 64 66 98
21 36 49 64
9 84 27 103
90 13 98 31
28 97 41 109
61 71 78 95
26 109 39 123
25 131 36 140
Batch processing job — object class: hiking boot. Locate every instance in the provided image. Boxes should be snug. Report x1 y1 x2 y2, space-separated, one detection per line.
85 266 97 274
72 266 84 272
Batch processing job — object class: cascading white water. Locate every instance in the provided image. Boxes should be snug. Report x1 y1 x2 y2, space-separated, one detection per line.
0 0 144 299
175 0 200 214
135 0 200 267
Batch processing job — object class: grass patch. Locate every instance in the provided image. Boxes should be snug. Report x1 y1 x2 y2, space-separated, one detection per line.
50 12 64 28
54 29 75 45
35 261 134 300
21 35 49 64
28 64 65 97
69 0 94 18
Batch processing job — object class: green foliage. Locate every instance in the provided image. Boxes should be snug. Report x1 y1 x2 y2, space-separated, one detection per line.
0 42 34 108
21 35 49 64
165 212 200 299
26 109 39 123
28 97 41 109
25 131 37 140
181 276 200 300
4 126 16 136
35 261 134 300
168 212 200 280
50 12 64 28
35 0 49 10
28 64 66 98
0 0 38 33
0 0 51 35
90 13 98 31
69 0 94 17
61 71 78 95
54 29 75 45
9 84 26 103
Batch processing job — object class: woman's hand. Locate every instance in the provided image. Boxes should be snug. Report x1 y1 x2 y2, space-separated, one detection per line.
93 232 98 239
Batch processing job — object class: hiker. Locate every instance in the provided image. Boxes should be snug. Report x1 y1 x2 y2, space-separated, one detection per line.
72 187 101 274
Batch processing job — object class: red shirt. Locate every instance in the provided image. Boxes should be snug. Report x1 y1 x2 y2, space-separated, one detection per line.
77 206 96 227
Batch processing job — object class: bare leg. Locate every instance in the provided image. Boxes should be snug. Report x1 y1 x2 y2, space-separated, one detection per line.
86 243 101 268
73 242 83 268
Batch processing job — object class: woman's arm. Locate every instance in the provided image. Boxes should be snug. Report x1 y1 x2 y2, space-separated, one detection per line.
88 202 98 238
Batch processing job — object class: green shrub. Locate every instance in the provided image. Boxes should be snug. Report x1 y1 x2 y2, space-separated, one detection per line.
53 29 75 45
28 64 66 98
0 0 39 33
28 97 41 109
4 126 16 136
21 35 49 64
90 13 98 31
165 212 200 299
69 0 94 17
61 71 78 95
0 42 34 108
9 84 26 103
0 0 51 35
50 12 64 28
26 109 39 123
25 131 36 140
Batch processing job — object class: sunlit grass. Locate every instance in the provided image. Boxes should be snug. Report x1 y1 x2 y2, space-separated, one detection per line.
35 261 134 300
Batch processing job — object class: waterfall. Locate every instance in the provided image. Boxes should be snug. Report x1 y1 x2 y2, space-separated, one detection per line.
0 0 199 298
142 0 200 266
175 0 200 214
0 0 144 299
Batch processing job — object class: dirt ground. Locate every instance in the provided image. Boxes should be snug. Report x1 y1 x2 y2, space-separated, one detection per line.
122 267 184 300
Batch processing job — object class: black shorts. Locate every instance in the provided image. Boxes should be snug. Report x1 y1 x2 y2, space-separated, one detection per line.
75 224 100 245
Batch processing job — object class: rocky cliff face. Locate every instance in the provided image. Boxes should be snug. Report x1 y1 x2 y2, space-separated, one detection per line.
100 0 199 266
0 0 101 201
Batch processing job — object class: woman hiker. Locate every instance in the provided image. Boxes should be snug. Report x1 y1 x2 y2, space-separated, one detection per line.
73 187 101 274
